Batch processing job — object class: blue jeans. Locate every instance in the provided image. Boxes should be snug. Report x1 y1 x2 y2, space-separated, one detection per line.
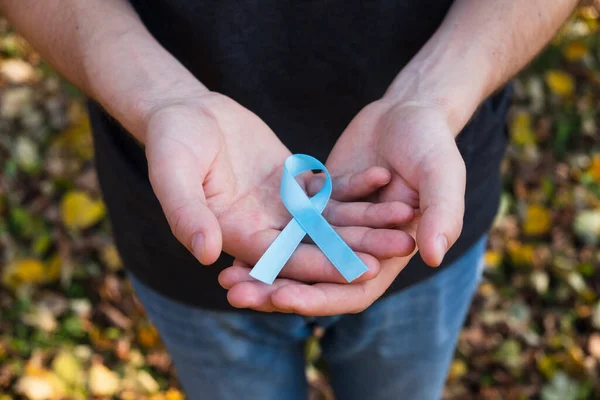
130 236 486 400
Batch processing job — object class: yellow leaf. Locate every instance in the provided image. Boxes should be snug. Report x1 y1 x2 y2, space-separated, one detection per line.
165 388 185 400
448 359 467 381
523 204 552 236
587 154 600 183
137 322 160 348
510 112 536 147
102 244 123 271
51 349 83 387
537 354 557 379
151 389 186 400
88 363 120 397
544 70 575 97
56 103 93 160
60 191 105 230
45 255 62 283
507 240 534 267
2 258 48 290
564 41 588 62
484 250 503 269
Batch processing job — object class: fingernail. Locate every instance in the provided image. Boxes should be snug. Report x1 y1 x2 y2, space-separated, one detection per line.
436 234 448 263
191 233 204 260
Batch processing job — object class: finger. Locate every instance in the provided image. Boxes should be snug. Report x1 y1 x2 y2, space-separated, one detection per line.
146 114 223 265
307 167 391 200
237 229 381 283
323 200 414 228
416 143 466 267
229 278 301 312
218 264 255 289
270 255 413 316
304 226 415 259
218 264 302 312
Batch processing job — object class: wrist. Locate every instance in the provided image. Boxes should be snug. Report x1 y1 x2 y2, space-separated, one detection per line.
382 17 496 135
383 61 494 137
83 28 209 144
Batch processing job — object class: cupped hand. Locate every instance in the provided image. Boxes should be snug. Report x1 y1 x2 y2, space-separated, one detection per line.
220 98 466 316
218 218 418 315
326 99 466 267
142 91 416 284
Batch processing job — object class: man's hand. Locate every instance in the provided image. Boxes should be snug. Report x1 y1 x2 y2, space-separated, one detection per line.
144 91 416 283
326 99 465 267
218 97 463 315
219 0 579 316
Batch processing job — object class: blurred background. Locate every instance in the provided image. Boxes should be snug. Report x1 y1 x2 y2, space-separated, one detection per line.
1 4 600 400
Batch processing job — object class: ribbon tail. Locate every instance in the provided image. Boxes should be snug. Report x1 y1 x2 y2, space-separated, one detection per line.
249 219 306 284
295 210 369 282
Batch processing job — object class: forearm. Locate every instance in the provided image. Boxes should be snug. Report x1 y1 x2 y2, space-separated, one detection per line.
0 0 207 143
385 0 579 134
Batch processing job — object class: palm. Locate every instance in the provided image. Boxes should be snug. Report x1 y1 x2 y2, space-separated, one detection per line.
218 98 466 315
144 93 416 284
327 99 466 266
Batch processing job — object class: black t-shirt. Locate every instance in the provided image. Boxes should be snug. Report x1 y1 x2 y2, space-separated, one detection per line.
89 0 512 310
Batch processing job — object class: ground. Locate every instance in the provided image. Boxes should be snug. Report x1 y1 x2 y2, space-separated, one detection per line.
1 6 600 400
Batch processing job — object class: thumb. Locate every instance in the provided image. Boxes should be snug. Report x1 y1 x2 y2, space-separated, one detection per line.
145 109 223 265
416 141 466 267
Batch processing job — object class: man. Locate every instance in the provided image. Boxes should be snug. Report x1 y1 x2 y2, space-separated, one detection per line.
1 1 578 399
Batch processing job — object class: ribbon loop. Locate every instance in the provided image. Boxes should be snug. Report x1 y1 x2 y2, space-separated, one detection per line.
249 154 369 284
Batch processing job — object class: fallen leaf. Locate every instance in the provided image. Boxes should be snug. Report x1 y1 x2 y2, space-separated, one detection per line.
135 370 160 395
165 388 185 400
51 349 83 387
88 362 120 397
541 372 581 400
2 258 48 290
22 306 57 333
0 86 33 118
510 112 536 147
101 244 123 271
544 70 575 97
60 191 105 230
586 154 600 182
14 136 40 174
523 204 552 236
563 41 588 62
0 59 37 83
448 359 468 381
484 249 503 268
573 209 600 245
14 375 56 400
55 103 93 160
507 240 534 267
137 322 160 348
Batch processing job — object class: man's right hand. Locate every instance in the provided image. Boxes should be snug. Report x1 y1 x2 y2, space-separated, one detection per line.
143 91 416 284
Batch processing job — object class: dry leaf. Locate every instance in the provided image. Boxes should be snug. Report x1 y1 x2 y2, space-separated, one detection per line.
3 258 48 290
88 362 120 397
51 349 83 387
523 204 552 236
102 244 123 271
563 41 588 62
0 59 37 83
510 112 536 147
544 70 575 97
60 191 105 230
137 322 160 348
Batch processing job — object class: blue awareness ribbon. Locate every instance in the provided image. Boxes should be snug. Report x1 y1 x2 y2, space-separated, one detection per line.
249 154 369 284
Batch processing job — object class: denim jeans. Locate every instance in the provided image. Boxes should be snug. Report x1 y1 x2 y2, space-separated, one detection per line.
130 236 486 400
